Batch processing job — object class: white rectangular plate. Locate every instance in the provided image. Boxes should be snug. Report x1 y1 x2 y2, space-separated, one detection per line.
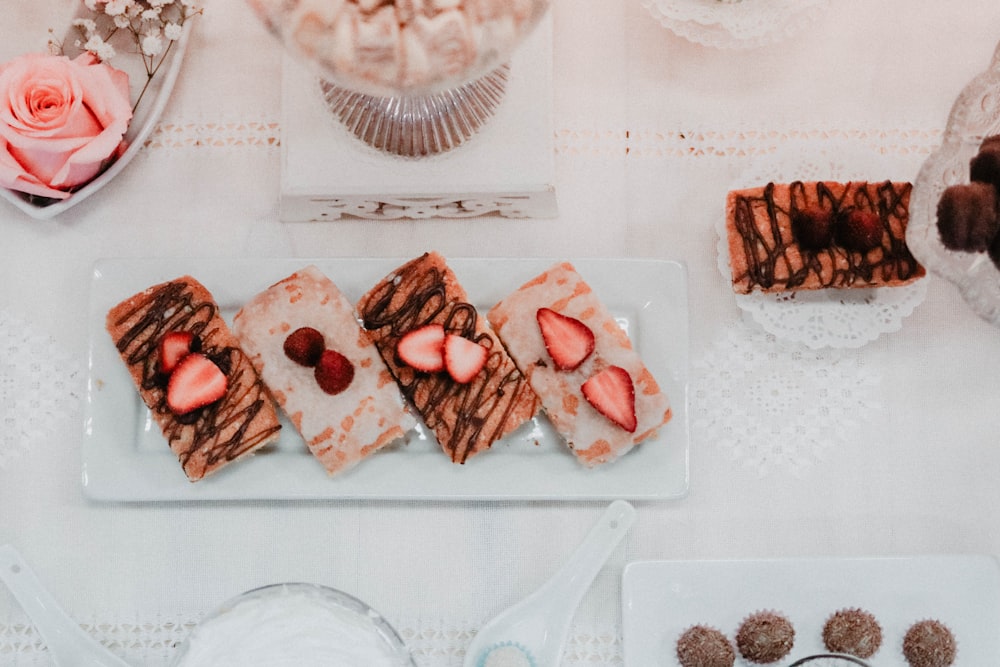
622 556 1000 666
84 257 689 501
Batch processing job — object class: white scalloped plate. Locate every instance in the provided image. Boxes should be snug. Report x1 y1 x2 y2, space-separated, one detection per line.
0 19 191 220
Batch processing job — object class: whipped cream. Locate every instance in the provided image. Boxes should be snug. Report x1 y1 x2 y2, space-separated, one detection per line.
173 584 411 667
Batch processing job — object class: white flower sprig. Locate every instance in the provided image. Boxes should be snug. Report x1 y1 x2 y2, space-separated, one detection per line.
54 0 201 111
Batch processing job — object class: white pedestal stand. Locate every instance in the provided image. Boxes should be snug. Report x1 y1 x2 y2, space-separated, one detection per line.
278 16 556 221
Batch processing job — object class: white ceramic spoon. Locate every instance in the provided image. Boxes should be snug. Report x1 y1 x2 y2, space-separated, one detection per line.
463 500 636 667
0 545 131 667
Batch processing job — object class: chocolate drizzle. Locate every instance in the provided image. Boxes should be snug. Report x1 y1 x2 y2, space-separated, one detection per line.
731 180 923 292
109 279 280 479
359 254 536 463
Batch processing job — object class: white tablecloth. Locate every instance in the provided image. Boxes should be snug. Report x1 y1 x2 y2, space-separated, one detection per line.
2 0 1000 664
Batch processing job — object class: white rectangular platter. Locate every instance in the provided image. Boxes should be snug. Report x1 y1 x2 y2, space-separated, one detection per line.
622 556 1000 666
84 257 689 502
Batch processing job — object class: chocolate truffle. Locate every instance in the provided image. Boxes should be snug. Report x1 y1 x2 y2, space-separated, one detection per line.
821 608 882 659
676 625 735 667
970 137 1000 190
989 229 1000 270
735 611 795 664
902 620 956 667
981 134 1000 152
936 182 999 251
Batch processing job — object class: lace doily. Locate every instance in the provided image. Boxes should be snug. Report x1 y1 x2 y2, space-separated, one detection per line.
690 321 881 478
715 143 929 349
0 309 82 471
639 0 830 50
0 614 623 666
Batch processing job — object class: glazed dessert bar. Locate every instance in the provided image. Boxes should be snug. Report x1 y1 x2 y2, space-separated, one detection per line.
106 276 281 481
487 262 672 467
356 252 539 463
233 266 415 476
725 180 926 293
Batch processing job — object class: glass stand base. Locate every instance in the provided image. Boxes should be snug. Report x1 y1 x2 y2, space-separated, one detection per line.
319 66 510 158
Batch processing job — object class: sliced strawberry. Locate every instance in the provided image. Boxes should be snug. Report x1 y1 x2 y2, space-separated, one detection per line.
397 324 446 372
581 365 637 432
444 334 488 384
536 307 595 371
166 353 228 415
314 349 354 395
284 326 325 367
158 331 195 374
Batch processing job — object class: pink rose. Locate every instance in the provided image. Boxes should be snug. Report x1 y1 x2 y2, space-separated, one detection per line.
0 52 132 200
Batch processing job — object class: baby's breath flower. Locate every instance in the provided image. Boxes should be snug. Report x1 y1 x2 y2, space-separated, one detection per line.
140 33 164 56
103 0 131 17
84 35 117 61
163 22 183 40
72 17 98 36
63 0 202 112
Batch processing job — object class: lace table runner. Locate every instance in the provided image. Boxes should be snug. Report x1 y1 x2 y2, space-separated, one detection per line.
0 615 623 666
0 309 82 473
690 319 881 477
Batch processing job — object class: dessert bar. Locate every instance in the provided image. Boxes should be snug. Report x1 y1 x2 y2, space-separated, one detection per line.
726 180 925 293
106 276 281 481
356 252 538 463
487 262 672 467
234 266 416 476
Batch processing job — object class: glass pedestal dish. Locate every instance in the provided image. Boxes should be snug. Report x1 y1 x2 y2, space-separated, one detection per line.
246 0 550 157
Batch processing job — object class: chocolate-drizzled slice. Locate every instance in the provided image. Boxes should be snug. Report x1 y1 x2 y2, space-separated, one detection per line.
106 276 281 480
357 253 538 463
725 180 925 294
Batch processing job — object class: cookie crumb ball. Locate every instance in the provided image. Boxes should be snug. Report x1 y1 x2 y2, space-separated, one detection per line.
821 608 882 659
675 625 735 667
735 611 795 664
902 620 957 667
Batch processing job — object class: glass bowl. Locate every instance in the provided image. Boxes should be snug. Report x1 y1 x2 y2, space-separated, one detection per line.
170 583 415 666
245 0 551 156
245 0 550 98
908 40 1000 326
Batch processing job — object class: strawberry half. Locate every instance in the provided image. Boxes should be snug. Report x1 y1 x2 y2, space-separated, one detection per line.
397 324 446 372
314 349 354 395
835 210 883 251
790 206 834 250
581 365 637 433
443 334 487 384
166 353 228 415
536 307 595 371
158 331 195 375
283 326 325 367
